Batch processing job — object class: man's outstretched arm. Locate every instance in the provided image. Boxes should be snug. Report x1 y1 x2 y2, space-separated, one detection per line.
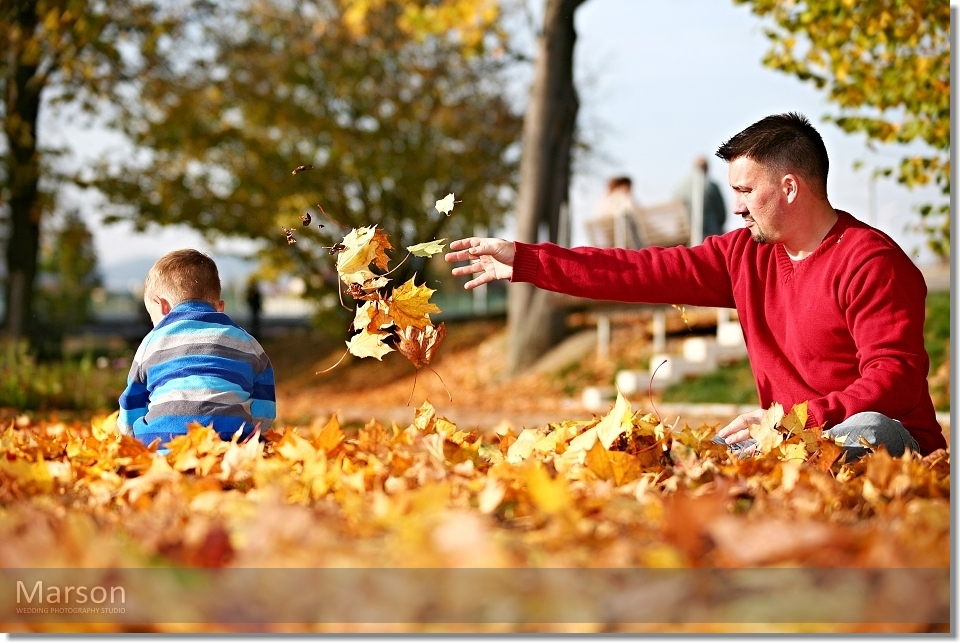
445 237 516 289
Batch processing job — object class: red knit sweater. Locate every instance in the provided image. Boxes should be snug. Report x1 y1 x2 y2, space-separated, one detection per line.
512 211 945 454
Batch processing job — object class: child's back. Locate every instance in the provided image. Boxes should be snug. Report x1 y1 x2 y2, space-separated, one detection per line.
118 250 276 447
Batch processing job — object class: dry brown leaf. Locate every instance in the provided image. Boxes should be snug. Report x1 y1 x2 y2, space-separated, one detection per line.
396 323 446 369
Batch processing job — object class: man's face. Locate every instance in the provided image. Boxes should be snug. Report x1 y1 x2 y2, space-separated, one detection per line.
727 157 787 244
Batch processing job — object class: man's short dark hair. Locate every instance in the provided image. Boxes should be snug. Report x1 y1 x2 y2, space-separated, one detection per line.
715 112 829 197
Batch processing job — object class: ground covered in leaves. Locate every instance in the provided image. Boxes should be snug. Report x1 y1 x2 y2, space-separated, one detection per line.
0 393 950 633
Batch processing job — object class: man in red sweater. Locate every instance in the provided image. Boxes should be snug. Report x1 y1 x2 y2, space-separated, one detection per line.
445 113 945 457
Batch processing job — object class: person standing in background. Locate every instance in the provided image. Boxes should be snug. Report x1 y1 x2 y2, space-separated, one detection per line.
594 176 641 220
246 276 263 340
674 156 728 241
591 176 643 248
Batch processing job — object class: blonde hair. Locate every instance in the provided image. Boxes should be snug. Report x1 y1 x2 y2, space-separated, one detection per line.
144 249 221 307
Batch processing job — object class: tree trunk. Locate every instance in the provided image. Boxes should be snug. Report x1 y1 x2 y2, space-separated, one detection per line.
506 0 584 375
3 4 43 344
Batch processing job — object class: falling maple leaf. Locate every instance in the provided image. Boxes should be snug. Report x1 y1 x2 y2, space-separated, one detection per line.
435 193 456 215
388 276 441 331
346 328 395 360
396 323 450 404
396 323 446 369
406 239 447 258
353 300 394 333
336 225 393 281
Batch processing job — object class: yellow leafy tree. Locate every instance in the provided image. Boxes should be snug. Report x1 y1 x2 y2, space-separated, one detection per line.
737 0 950 257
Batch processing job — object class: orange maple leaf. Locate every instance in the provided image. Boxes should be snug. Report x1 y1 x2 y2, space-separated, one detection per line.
369 228 393 271
336 225 393 282
353 300 394 333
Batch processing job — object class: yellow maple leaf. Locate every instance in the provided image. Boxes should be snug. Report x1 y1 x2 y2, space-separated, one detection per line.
585 441 643 487
555 393 631 474
584 439 614 480
414 400 438 433
219 432 263 482
781 401 809 435
506 427 542 464
778 442 808 462
336 226 378 276
275 430 319 464
522 462 574 516
387 276 441 331
312 414 344 454
555 426 599 474
346 327 394 360
91 411 120 442
594 390 633 449
749 403 785 454
0 457 54 495
118 456 180 504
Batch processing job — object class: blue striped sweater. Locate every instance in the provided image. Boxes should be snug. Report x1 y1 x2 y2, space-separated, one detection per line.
118 300 276 446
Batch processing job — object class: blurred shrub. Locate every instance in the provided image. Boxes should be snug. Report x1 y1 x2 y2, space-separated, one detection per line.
0 341 128 411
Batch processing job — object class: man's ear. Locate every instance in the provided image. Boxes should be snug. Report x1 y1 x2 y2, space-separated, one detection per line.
158 298 172 315
782 174 799 203
215 299 225 313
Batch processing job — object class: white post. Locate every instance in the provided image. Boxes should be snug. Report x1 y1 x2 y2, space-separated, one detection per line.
652 308 666 353
717 307 730 327
597 313 611 360
613 214 626 248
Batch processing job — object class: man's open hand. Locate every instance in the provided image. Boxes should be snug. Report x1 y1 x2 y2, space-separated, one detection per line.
716 408 765 445
444 238 515 290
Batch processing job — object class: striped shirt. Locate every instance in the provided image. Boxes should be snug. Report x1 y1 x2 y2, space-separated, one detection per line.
118 300 276 446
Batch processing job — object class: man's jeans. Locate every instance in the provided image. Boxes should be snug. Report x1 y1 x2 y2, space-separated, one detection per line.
712 412 920 460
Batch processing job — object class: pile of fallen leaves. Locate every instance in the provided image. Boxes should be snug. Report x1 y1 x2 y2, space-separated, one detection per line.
0 397 950 633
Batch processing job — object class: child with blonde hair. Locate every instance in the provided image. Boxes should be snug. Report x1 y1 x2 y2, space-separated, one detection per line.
119 249 275 447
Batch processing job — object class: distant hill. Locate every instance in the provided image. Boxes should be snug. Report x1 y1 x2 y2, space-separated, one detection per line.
100 254 257 293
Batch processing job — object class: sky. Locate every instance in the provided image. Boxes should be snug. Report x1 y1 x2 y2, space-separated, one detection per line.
50 0 948 290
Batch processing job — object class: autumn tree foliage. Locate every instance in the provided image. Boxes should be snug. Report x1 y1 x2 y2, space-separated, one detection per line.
88 0 522 310
0 0 190 345
736 0 951 257
34 210 101 355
